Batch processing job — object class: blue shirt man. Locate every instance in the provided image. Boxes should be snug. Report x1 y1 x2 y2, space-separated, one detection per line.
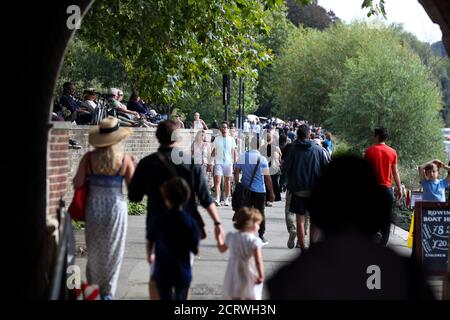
235 150 269 193
234 137 274 244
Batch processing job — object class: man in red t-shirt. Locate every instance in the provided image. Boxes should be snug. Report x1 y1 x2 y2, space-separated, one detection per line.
364 127 403 246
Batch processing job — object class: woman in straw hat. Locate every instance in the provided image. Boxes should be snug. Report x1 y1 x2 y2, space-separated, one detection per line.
73 116 136 299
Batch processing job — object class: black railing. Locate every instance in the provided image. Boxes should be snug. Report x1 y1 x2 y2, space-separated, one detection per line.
48 198 77 300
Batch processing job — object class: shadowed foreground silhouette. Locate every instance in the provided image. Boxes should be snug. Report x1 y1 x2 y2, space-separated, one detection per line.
268 155 434 299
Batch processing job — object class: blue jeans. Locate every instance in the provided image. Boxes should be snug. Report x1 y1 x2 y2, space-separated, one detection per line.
380 187 394 246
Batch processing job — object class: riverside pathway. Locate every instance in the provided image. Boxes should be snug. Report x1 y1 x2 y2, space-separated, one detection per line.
74 194 440 299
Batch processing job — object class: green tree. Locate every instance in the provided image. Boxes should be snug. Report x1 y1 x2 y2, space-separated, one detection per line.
272 23 374 123
79 0 283 104
255 8 297 117
286 0 339 30
271 21 449 124
175 74 258 126
57 38 129 98
328 35 445 167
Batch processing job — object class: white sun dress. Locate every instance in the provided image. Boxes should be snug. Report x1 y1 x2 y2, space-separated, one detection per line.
223 231 263 300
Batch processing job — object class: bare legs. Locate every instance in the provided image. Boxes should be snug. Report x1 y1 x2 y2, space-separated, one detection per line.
295 213 317 250
296 214 306 249
214 175 231 202
224 176 231 199
214 175 222 202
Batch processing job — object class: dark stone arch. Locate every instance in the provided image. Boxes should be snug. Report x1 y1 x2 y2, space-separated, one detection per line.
8 0 94 299
6 0 450 300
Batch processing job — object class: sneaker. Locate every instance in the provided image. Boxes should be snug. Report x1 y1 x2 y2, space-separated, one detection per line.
214 199 221 206
260 237 269 246
266 202 273 207
224 198 231 206
287 232 296 249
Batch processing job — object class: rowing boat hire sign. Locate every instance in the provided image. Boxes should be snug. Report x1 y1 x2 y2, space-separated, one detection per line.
414 201 450 276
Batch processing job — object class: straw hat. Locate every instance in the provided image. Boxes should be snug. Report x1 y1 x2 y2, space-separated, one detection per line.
83 87 96 95
88 116 132 147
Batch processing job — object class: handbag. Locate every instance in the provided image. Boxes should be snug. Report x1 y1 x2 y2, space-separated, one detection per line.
232 157 261 212
68 153 91 221
156 152 207 239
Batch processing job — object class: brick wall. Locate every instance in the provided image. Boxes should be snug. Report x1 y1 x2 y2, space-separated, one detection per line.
47 126 70 217
47 122 207 217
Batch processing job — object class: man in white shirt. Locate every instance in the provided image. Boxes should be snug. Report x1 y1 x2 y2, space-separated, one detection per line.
242 119 251 152
243 119 250 133
253 121 261 149
211 122 237 206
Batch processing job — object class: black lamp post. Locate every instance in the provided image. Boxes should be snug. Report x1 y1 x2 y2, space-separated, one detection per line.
223 74 230 123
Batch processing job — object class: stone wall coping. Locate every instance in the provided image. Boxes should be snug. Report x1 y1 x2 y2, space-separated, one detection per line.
50 121 213 133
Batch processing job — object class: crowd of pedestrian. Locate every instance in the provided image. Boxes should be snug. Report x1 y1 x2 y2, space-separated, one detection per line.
72 108 436 300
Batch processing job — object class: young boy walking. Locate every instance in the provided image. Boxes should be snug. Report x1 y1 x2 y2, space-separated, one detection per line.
147 177 200 300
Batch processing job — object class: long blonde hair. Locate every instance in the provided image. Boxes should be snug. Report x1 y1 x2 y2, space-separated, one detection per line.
91 141 125 175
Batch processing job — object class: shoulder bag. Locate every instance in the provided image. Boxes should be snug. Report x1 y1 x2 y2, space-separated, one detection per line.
232 156 261 212
68 152 91 221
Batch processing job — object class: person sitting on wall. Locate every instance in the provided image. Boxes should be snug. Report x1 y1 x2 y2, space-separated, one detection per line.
127 92 149 116
148 110 162 125
80 88 98 114
108 88 141 121
59 82 81 121
59 82 93 124
78 88 97 124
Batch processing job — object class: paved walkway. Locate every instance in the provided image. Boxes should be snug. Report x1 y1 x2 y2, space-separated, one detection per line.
74 193 425 299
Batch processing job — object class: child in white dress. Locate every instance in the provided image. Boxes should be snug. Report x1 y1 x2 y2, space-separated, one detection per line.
216 207 264 300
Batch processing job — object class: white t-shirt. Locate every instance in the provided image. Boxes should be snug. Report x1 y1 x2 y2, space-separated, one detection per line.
81 100 97 113
253 124 261 134
243 122 250 133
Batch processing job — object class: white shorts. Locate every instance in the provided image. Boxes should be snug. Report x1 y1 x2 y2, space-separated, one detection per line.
214 164 233 177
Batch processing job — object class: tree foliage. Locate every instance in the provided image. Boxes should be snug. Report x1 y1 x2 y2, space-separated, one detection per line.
286 0 339 30
175 74 258 127
73 0 383 103
57 0 388 110
328 34 445 166
388 26 450 126
254 8 297 117
79 0 286 104
57 38 129 97
272 23 374 123
272 22 449 124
